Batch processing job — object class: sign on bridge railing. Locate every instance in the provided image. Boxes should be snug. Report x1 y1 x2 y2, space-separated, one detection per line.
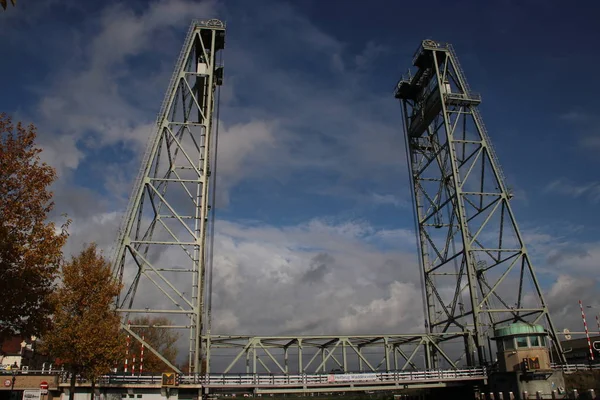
328 373 378 383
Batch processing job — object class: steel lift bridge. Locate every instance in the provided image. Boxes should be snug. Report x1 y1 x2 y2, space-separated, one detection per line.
110 20 566 393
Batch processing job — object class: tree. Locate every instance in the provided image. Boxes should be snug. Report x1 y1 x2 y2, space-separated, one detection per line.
0 113 69 341
41 244 125 399
0 0 16 10
129 316 180 373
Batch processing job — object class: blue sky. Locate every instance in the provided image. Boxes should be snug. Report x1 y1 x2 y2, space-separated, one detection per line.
2 0 600 338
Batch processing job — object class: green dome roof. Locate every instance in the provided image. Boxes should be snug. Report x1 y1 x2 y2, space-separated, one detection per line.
493 323 545 338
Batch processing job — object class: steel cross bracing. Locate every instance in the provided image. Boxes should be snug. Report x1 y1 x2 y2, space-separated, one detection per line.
112 25 565 377
394 40 566 366
207 333 475 375
111 19 225 374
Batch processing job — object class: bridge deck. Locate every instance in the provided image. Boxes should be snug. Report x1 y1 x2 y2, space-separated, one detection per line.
57 368 488 393
0 368 487 394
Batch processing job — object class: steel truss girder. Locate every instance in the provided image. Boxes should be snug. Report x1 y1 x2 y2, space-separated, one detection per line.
204 333 474 375
394 40 566 366
112 19 225 374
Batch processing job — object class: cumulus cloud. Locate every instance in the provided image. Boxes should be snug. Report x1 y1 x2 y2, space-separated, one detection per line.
301 253 334 284
520 224 600 276
31 0 218 175
371 193 409 208
542 275 600 335
4 0 599 370
544 179 600 204
544 180 594 197
338 281 422 334
215 119 280 205
208 218 423 336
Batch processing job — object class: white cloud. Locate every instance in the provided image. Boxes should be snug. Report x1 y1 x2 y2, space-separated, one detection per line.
373 228 415 245
542 275 600 334
211 309 240 332
558 110 600 152
6 0 600 369
207 218 423 335
371 193 409 208
559 110 591 123
519 224 600 277
354 42 389 71
30 0 218 175
38 134 84 173
544 179 600 203
338 281 422 334
215 119 280 205
580 135 600 150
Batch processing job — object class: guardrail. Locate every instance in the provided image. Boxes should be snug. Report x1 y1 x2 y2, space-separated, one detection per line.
90 368 487 387
551 363 600 373
0 369 63 375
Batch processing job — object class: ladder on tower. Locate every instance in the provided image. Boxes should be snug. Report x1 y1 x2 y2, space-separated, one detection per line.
112 21 199 267
446 44 508 193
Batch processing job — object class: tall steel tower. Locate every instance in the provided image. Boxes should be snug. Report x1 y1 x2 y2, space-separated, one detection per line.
394 40 565 366
112 19 225 374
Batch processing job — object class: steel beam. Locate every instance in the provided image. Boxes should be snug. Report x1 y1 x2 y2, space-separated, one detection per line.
394 39 566 365
112 19 225 373
206 333 474 374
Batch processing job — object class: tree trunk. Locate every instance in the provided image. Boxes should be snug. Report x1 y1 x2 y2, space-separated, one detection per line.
90 378 95 400
69 367 76 400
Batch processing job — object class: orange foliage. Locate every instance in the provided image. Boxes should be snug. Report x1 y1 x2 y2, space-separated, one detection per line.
130 316 180 374
0 113 69 341
42 244 125 380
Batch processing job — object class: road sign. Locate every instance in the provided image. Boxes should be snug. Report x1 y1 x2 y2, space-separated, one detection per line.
39 382 48 390
161 372 177 387
23 390 41 400
3 379 11 387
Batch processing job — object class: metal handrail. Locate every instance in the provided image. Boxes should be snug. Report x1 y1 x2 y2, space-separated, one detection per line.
446 44 508 192
78 367 487 386
551 363 600 373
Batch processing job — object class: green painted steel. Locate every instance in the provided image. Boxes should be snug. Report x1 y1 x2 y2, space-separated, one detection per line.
494 323 546 338
394 40 566 366
111 19 225 374
110 27 569 377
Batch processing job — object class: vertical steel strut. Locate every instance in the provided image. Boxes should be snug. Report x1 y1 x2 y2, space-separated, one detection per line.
394 40 566 366
112 19 225 374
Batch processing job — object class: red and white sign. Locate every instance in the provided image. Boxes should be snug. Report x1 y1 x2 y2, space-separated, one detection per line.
39 382 48 390
3 379 11 387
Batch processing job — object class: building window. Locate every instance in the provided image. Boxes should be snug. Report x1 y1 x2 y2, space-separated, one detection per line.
516 337 528 348
503 338 515 350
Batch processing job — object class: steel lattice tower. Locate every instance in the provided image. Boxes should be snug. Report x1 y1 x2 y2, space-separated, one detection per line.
394 40 566 366
112 19 225 374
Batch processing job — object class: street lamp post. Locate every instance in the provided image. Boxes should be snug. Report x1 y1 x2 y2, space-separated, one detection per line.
10 370 16 400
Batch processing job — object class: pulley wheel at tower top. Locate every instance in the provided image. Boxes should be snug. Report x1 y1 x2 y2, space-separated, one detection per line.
207 19 224 27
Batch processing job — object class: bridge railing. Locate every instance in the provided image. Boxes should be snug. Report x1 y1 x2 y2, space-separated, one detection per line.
90 367 486 386
0 369 63 375
551 363 600 373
